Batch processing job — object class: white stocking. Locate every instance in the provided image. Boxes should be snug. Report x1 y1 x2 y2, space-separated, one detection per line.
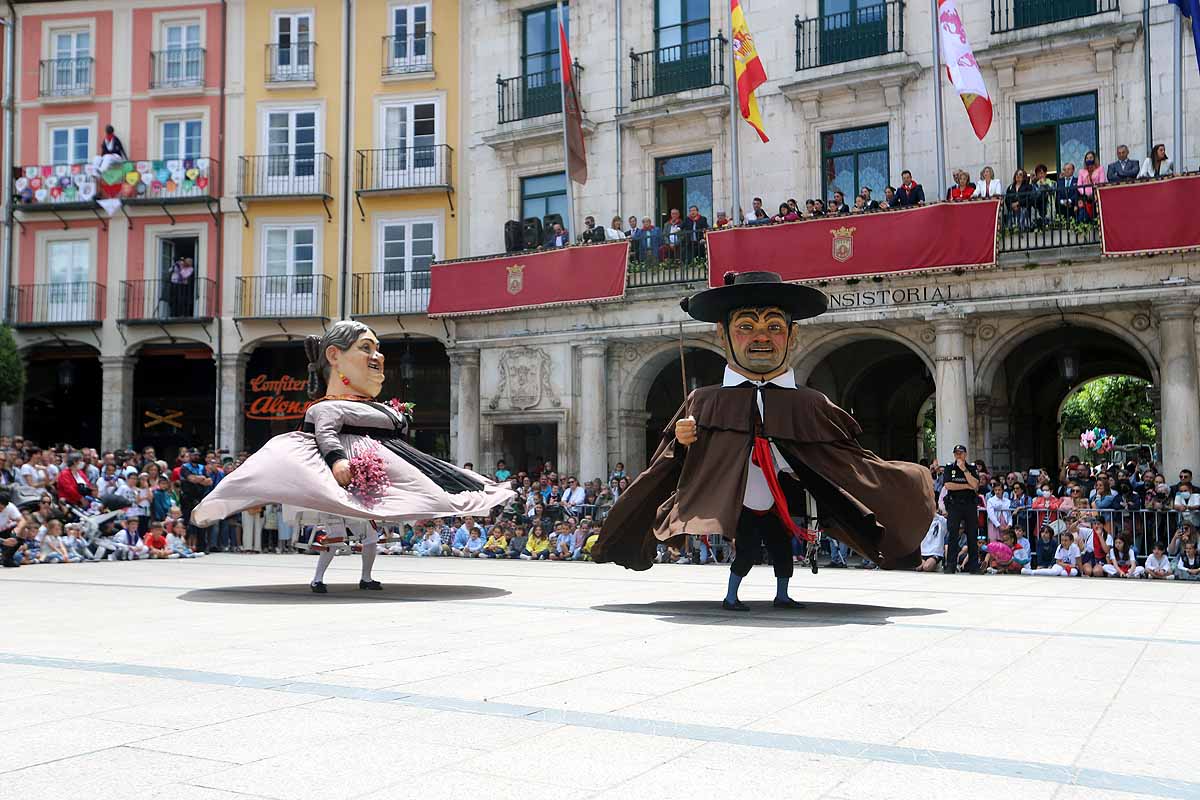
313 548 336 583
361 527 379 581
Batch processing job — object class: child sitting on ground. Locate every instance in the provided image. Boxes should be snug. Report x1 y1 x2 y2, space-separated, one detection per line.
482 526 508 558
166 520 204 558
144 522 177 559
1144 541 1174 580
1104 533 1145 578
1022 530 1079 576
1174 540 1200 581
984 529 1021 574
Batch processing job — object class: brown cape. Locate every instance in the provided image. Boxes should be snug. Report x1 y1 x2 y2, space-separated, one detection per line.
592 383 935 571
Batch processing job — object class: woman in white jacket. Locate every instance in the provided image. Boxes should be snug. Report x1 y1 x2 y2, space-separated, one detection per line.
1137 144 1175 178
974 166 1004 199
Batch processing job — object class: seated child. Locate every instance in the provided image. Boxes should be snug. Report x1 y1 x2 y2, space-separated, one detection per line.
144 522 177 559
1104 534 1145 578
1144 542 1174 580
482 527 508 558
1021 530 1079 576
166 520 204 558
984 529 1021 574
1174 540 1200 581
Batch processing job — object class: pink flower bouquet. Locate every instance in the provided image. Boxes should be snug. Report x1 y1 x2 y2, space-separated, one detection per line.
346 440 391 508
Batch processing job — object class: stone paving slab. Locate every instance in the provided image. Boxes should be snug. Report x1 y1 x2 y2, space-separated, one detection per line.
2 554 1199 799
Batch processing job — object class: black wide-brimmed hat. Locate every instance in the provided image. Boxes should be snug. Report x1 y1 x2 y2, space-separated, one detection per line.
680 271 828 323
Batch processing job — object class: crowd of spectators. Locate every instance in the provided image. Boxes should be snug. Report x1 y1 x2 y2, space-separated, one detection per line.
918 452 1200 579
542 143 1181 264
6 430 1199 582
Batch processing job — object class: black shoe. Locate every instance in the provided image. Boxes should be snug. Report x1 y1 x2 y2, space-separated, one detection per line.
2 560 18 568
359 579 383 590
310 582 327 593
721 599 750 612
773 597 805 609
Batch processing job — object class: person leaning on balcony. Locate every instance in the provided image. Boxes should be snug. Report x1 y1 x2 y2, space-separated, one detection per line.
1055 162 1078 221
859 186 880 210
714 210 733 229
1106 144 1139 184
742 197 769 225
974 166 1003 199
949 169 975 201
543 223 569 249
632 217 659 262
99 124 127 168
1137 143 1175 179
1031 164 1055 223
771 202 799 224
1076 151 1106 222
605 216 626 241
895 170 925 206
682 205 709 260
829 191 850 215
1005 169 1035 230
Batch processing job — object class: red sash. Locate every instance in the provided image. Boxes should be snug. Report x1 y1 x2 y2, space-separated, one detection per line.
750 436 813 543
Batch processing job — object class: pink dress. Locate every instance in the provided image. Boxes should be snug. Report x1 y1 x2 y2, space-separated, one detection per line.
191 399 514 526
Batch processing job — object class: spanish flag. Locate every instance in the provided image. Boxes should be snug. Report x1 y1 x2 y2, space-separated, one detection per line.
731 0 768 143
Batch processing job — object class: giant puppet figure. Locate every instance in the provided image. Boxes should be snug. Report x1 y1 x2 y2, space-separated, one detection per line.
192 320 514 592
592 271 936 610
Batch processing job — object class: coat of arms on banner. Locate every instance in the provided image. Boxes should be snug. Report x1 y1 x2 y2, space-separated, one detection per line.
506 264 525 295
831 226 856 263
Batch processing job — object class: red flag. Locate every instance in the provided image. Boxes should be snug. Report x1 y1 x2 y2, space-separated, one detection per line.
559 20 587 184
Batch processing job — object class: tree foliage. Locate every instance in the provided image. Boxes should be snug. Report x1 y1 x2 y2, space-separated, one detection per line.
1060 376 1156 445
0 325 24 405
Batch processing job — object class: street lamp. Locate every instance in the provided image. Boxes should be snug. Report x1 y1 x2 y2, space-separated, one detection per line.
399 335 415 383
57 359 76 389
1058 349 1080 386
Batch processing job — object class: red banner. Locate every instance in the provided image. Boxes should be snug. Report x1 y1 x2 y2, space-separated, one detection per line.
428 241 629 317
705 200 1001 286
1098 174 1200 257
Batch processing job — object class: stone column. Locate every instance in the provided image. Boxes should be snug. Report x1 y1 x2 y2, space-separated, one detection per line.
578 341 608 483
449 348 480 469
933 315 970 465
1156 300 1200 476
217 354 246 454
619 409 652 476
99 356 135 452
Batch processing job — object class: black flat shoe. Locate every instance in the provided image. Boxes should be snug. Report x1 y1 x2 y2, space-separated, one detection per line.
721 599 750 612
310 582 327 593
773 598 806 609
359 579 383 590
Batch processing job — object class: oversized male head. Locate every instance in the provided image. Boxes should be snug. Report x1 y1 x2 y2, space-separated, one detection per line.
680 271 827 379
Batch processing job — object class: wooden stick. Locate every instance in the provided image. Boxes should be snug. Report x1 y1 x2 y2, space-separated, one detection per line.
678 322 688 399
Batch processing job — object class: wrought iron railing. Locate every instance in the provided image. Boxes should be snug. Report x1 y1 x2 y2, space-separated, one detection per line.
39 57 94 97
355 145 452 193
992 0 1117 32
994 185 1101 253
8 282 105 326
265 42 316 83
795 1 904 70
352 271 432 315
382 33 435 75
497 61 582 124
119 278 216 322
630 35 726 101
626 231 708 286
150 47 206 88
235 274 332 318
236 153 332 197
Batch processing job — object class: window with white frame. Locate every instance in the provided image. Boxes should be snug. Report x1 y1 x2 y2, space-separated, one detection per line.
387 4 430 72
258 224 317 314
380 101 436 179
161 119 203 160
45 239 91 321
160 22 203 86
272 13 313 80
49 29 92 95
265 109 319 187
380 219 435 292
50 126 90 165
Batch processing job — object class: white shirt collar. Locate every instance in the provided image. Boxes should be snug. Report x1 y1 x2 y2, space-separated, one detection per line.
722 365 797 389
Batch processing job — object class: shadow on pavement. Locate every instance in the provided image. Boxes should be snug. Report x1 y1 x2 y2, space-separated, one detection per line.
179 583 511 605
592 600 944 627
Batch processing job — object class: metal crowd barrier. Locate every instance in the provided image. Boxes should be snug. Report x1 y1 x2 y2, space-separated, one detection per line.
1006 505 1183 565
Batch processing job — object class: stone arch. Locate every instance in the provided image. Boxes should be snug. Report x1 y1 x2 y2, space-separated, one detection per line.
793 326 935 387
974 312 1159 399
123 332 215 358
619 338 725 414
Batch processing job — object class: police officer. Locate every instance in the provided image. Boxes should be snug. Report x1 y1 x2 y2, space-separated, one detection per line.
942 444 980 574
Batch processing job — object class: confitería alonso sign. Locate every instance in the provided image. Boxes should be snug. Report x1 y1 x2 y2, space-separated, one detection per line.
824 283 964 309
245 373 312 420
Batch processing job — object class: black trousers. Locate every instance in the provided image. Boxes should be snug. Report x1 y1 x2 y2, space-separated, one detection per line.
2 536 19 565
731 507 794 579
944 496 978 573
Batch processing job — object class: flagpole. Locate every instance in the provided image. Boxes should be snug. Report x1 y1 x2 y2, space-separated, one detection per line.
1173 3 1184 171
931 0 947 201
728 2 741 223
556 0 577 240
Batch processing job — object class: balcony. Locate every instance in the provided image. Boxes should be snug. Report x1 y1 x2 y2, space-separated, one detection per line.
355 145 452 194
235 274 332 319
151 48 206 90
992 0 1117 32
382 33 434 76
8 282 105 327
352 271 431 316
265 42 316 84
14 159 219 221
995 186 1101 254
119 278 217 323
497 61 582 124
630 36 726 102
236 153 333 204
39 57 94 98
795 2 904 70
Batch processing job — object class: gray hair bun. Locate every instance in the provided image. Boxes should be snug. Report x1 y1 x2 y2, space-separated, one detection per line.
304 320 374 399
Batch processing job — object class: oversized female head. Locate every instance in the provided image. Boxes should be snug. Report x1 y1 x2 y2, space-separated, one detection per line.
304 320 384 399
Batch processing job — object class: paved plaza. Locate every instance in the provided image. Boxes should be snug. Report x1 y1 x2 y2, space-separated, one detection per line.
2 554 1198 800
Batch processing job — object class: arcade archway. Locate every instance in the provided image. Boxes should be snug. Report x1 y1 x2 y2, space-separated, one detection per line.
22 344 101 448
804 339 934 462
644 347 727 460
132 344 216 454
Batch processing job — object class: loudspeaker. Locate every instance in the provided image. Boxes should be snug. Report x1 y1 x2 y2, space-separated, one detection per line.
504 220 524 253
542 213 564 234
522 217 543 250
